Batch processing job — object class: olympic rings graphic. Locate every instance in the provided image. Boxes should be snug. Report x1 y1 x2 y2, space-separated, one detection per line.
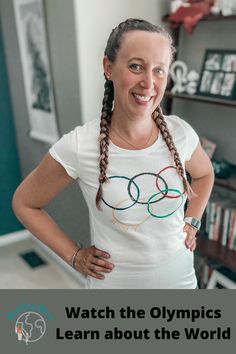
102 166 187 226
127 172 168 205
102 176 140 210
147 188 184 218
155 166 185 199
112 198 151 229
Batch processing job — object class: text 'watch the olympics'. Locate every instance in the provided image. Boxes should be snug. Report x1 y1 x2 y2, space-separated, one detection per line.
184 217 201 230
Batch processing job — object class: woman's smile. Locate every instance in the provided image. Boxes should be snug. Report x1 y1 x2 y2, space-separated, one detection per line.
132 91 155 102
131 92 153 106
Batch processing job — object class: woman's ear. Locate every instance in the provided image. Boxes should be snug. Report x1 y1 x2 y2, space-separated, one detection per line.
103 56 112 80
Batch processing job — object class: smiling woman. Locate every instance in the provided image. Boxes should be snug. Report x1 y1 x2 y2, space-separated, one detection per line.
12 18 214 289
104 31 171 122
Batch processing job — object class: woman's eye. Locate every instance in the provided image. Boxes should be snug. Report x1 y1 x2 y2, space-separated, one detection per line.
154 68 166 76
129 63 143 72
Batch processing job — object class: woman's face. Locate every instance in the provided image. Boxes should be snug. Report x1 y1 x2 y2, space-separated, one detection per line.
103 30 171 121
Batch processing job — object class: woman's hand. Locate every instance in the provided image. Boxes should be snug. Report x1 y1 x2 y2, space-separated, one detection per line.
74 245 114 279
183 223 198 252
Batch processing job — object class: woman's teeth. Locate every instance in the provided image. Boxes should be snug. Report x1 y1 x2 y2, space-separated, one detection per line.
133 93 151 102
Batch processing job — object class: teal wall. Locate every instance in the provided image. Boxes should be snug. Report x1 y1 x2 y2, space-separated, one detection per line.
0 27 23 235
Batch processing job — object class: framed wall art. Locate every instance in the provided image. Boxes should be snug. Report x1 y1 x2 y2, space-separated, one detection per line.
13 0 59 144
197 49 236 100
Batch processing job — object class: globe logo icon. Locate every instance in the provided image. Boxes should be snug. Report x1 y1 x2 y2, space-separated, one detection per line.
15 311 46 344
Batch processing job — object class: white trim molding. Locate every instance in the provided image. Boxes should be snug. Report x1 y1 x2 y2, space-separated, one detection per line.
0 229 85 287
0 229 31 246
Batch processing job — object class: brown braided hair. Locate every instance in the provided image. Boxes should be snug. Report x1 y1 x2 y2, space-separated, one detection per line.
95 78 114 208
152 106 196 199
96 18 195 210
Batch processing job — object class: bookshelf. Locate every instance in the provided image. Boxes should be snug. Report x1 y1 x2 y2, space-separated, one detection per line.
162 11 236 279
162 12 236 113
215 176 236 193
164 91 236 108
197 234 236 273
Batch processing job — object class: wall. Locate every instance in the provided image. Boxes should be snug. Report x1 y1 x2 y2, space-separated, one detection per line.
172 20 236 165
0 15 23 235
0 0 90 245
74 0 168 123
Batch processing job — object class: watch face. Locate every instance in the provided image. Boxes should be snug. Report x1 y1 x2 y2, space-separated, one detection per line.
192 218 201 229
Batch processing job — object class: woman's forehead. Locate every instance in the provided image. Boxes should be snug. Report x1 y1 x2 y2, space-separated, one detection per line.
121 30 169 46
117 30 171 61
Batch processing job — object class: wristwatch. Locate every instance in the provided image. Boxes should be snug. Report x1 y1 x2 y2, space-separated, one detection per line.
184 217 201 230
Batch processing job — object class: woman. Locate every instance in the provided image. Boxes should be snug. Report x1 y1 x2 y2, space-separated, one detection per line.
12 18 214 289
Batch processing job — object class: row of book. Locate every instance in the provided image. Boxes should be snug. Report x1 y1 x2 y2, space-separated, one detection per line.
203 193 236 250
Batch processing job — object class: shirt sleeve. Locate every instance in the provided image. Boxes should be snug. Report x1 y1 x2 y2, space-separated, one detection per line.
49 127 81 180
181 119 199 161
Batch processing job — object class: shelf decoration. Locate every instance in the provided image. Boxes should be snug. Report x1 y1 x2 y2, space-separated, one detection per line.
13 0 60 144
220 0 236 16
169 0 185 14
210 0 236 16
168 0 213 33
197 49 236 100
170 60 199 95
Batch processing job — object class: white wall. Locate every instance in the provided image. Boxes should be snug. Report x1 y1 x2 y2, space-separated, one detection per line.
74 0 168 123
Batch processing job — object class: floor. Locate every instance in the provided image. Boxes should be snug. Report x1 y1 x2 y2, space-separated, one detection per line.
0 231 86 289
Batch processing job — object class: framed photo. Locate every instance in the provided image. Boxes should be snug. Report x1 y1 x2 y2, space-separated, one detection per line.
197 49 236 100
13 0 59 144
207 270 236 289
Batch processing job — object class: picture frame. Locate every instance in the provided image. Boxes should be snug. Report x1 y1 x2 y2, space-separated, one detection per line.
206 270 236 289
13 0 59 144
197 49 236 101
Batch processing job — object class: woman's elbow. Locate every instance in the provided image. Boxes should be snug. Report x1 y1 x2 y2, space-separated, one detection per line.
12 187 23 217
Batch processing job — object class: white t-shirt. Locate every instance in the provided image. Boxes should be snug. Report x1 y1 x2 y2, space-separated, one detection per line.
49 115 199 289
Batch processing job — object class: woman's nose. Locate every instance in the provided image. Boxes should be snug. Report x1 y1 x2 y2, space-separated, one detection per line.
139 71 154 89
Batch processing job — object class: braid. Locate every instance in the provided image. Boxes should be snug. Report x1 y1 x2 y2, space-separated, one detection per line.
153 106 197 200
95 79 114 210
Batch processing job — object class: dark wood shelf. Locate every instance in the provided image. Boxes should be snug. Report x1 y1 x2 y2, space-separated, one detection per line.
196 234 236 272
164 90 236 107
162 13 236 23
200 14 236 22
215 176 236 192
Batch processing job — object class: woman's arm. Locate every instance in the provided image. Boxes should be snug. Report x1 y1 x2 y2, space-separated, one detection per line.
12 153 114 279
12 152 80 263
183 142 215 251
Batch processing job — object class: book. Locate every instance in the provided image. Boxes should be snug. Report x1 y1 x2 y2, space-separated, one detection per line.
222 205 236 247
228 211 236 250
205 195 236 247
